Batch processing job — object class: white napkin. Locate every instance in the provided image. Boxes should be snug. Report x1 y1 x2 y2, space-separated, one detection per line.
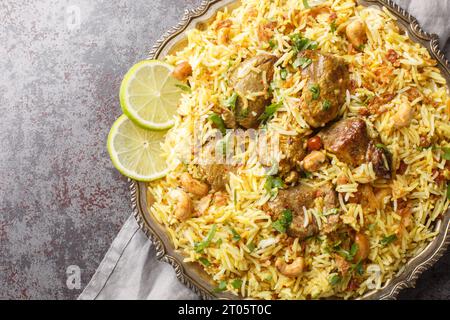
79 0 450 300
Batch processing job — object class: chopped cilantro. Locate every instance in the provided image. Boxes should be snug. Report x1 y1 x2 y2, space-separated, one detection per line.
292 56 312 69
198 257 211 266
264 175 284 193
239 107 250 119
290 34 318 53
280 68 288 80
352 260 364 276
213 280 227 293
442 147 450 160
380 234 397 246
330 274 342 286
357 44 366 51
325 208 339 216
272 209 293 233
268 81 277 95
322 99 331 111
447 184 450 200
175 84 192 93
231 279 243 289
258 101 283 123
349 243 359 258
208 113 226 136
268 37 277 49
301 171 312 179
375 143 387 151
330 21 337 33
224 92 238 112
302 0 310 9
338 243 359 261
230 228 241 242
247 242 256 252
194 224 217 253
309 84 320 100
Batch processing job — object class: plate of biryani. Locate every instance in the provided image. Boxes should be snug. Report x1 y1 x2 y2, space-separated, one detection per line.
113 0 450 299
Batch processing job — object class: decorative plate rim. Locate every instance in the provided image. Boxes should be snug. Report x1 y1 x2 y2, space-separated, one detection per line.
131 0 450 300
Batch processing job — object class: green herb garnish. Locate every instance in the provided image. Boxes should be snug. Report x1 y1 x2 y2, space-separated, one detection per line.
442 147 450 160
290 34 318 53
380 234 397 246
325 208 340 216
352 260 364 276
330 21 337 33
247 242 256 252
268 81 277 95
224 92 238 112
269 38 277 49
198 257 211 266
272 209 293 233
194 224 217 253
175 84 192 93
322 99 331 111
213 280 227 293
230 228 241 242
264 175 284 193
357 44 366 51
239 107 250 119
375 143 387 151
280 68 288 80
349 243 359 258
292 56 312 69
302 0 310 9
208 113 227 136
329 274 342 286
337 243 359 261
301 171 312 179
259 101 283 123
446 184 450 200
231 279 243 289
309 84 320 100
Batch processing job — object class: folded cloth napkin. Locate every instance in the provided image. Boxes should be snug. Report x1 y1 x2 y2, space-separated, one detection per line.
79 0 450 300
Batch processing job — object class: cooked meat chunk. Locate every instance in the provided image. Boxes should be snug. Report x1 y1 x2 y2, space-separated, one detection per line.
319 118 368 166
229 54 277 128
199 163 235 191
278 134 307 177
268 183 338 240
298 50 349 128
318 118 392 179
198 140 236 191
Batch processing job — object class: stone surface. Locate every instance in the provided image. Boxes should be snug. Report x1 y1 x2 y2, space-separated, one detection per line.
0 0 448 300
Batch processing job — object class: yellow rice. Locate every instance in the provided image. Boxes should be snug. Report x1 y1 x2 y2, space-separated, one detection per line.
147 0 450 299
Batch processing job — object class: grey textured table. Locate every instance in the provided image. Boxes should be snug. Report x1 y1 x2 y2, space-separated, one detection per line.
0 0 449 300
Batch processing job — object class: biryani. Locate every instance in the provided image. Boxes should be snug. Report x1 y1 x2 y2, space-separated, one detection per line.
147 0 450 299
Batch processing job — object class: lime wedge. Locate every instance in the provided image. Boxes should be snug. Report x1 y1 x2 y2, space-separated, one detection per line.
120 60 184 130
107 115 169 181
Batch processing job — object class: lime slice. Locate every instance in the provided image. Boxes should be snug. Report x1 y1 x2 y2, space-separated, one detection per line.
107 114 169 181
120 60 183 130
